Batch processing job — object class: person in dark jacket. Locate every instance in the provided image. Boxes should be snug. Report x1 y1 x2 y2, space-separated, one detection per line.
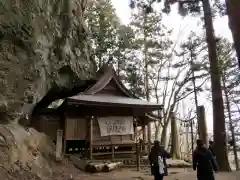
148 140 171 180
208 140 216 157
193 139 218 180
208 140 219 171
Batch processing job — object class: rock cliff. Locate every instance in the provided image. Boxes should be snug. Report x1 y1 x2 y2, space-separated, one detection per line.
0 0 96 123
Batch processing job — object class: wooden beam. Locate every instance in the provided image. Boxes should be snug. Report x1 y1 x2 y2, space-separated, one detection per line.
142 124 147 153
147 122 151 154
92 151 135 156
111 144 115 161
89 117 93 160
92 143 135 147
136 143 140 171
110 136 115 161
63 113 67 154
56 129 63 161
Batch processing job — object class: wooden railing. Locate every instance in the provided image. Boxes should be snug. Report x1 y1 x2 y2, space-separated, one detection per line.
90 142 154 170
65 141 154 171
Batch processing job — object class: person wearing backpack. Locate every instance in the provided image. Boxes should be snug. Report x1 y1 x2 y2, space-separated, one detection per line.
148 140 171 180
193 139 218 180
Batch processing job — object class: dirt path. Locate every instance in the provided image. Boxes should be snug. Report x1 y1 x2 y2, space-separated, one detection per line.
166 171 239 180
73 168 239 180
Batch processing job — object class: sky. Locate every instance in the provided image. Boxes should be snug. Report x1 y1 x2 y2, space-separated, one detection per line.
111 0 232 41
111 0 233 132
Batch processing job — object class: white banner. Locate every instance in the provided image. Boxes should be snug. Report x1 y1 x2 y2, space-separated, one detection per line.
98 116 134 136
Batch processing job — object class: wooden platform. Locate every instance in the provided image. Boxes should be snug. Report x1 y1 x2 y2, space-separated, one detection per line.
70 155 124 173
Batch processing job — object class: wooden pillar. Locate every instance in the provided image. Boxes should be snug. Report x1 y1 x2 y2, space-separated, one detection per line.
147 122 151 153
185 124 189 155
134 126 137 142
197 106 208 147
136 143 140 171
89 117 93 160
110 136 115 161
63 114 67 154
56 129 63 161
142 124 147 153
111 144 115 161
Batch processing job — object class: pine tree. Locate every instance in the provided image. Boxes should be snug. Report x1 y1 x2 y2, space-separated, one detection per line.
129 0 230 171
86 0 121 68
178 32 209 154
86 0 136 80
127 1 173 100
127 1 174 146
127 3 205 148
217 38 240 170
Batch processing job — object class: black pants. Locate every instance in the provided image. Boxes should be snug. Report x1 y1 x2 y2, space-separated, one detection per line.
154 173 164 180
197 174 215 180
151 164 164 180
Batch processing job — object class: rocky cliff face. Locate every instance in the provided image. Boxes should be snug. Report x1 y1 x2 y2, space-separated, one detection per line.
0 0 96 122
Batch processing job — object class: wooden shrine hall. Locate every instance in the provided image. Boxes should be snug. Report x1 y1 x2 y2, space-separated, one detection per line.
31 66 163 160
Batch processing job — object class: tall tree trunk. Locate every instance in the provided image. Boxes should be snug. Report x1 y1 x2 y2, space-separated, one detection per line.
202 0 230 171
170 112 180 159
190 120 194 155
190 45 200 137
155 123 160 140
222 72 239 170
225 0 240 68
197 106 208 147
160 124 168 148
185 125 190 155
190 57 198 154
143 12 151 152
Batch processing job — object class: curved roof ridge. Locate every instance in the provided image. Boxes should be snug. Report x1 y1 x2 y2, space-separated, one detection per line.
84 65 135 98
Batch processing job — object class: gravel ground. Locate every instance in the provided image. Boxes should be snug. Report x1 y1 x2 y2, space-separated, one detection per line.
69 167 239 180
1 160 239 180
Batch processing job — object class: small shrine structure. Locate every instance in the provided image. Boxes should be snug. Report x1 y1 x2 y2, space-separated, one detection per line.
31 66 163 160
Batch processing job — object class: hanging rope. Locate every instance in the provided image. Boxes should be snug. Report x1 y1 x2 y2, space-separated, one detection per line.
175 116 197 128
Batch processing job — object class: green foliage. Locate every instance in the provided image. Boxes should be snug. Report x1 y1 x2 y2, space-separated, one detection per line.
126 3 174 98
129 0 227 18
217 38 240 108
86 0 133 69
129 0 202 16
86 0 118 65
217 38 239 91
216 38 240 147
125 56 146 97
175 32 209 101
